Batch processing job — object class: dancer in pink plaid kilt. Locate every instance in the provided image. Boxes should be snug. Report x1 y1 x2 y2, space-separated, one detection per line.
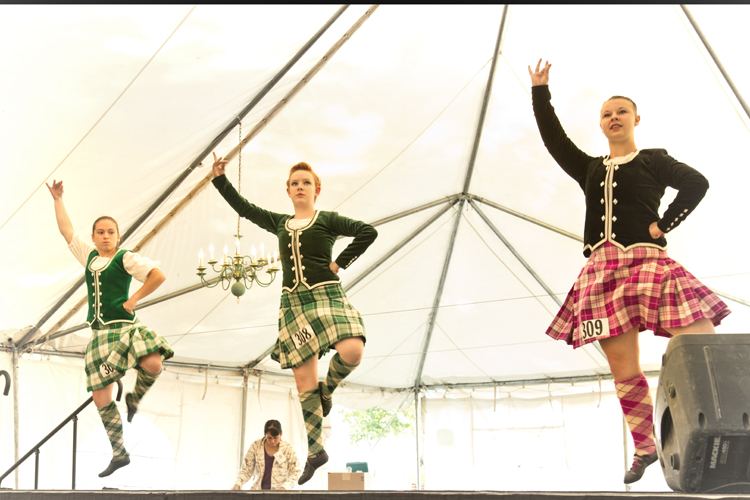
529 59 730 485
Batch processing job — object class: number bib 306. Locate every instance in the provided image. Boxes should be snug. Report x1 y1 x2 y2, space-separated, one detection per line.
580 318 610 341
292 324 315 350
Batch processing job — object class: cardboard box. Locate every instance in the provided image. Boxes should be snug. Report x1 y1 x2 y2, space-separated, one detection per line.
328 472 371 490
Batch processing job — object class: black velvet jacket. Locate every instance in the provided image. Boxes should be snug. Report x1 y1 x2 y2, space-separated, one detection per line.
531 85 709 257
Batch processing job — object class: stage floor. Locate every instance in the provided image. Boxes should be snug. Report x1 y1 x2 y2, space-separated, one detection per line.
2 491 750 500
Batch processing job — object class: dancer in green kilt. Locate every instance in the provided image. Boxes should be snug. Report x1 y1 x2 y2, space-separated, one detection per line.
211 152 377 485
48 180 174 478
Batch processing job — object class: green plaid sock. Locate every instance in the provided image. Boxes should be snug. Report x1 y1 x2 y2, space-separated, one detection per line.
322 353 359 399
298 388 324 457
129 367 160 407
97 401 127 458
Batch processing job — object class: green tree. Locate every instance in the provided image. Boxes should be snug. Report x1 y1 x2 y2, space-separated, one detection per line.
342 402 415 445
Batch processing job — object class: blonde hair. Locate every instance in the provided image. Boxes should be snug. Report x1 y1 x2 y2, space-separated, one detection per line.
604 95 637 114
286 162 321 189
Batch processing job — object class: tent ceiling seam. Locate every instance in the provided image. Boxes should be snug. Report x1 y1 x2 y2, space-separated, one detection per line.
433 320 495 381
0 5 197 235
347 319 430 381
169 292 233 348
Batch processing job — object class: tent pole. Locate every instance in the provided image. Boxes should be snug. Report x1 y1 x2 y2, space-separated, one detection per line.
680 5 750 121
12 344 19 489
344 199 459 293
240 369 248 468
414 388 420 490
25 5 352 347
413 7 509 386
462 5 509 195
470 195 582 242
413 199 465 384
366 195 460 229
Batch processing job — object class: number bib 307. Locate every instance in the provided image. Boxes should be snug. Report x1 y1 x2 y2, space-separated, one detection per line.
292 324 315 350
579 318 610 341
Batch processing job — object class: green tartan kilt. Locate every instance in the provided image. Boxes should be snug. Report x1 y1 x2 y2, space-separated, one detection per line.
84 318 174 392
271 283 366 369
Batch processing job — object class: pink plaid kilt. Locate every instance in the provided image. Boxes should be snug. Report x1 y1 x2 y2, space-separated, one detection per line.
547 242 731 348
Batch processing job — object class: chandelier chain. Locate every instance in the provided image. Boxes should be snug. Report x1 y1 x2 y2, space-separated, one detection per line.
237 117 242 239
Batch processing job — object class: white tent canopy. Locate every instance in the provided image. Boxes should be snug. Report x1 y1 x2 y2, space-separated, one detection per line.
2 4 749 392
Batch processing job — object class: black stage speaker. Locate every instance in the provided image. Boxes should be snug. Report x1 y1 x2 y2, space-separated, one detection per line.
655 333 750 493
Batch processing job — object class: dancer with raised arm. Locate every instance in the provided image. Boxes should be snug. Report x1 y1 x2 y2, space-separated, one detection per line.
528 60 730 484
47 180 174 477
211 153 377 485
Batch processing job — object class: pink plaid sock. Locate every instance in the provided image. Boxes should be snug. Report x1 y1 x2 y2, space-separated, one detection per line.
615 373 656 456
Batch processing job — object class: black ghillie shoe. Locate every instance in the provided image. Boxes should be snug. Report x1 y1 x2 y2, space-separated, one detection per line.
298 450 329 485
98 455 130 478
319 382 332 417
624 451 658 484
125 393 137 423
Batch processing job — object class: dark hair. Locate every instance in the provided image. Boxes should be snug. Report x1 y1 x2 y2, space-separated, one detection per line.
264 419 282 437
92 216 120 235
604 95 637 114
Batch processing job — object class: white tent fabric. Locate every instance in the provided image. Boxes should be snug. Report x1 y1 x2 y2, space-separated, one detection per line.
2 5 749 395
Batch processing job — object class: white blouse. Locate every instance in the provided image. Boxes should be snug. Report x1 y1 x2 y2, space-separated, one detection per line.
68 232 160 283
286 218 311 230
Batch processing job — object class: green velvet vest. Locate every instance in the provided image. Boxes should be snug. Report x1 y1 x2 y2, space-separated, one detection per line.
85 248 135 326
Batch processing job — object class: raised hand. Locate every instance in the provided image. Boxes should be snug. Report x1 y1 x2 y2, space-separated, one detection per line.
528 58 552 87
212 151 229 179
46 179 64 199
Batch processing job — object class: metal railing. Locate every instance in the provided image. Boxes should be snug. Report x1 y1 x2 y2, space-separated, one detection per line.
0 379 123 490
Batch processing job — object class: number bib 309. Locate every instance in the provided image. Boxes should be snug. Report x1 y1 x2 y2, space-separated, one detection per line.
292 324 315 350
580 318 610 341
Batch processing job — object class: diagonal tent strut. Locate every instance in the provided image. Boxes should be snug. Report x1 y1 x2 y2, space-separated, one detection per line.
27 5 381 349
413 6 510 389
470 195 582 243
34 193 457 349
344 199 460 293
469 199 563 307
413 199 465 388
468 198 608 362
19 5 352 349
680 5 750 121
